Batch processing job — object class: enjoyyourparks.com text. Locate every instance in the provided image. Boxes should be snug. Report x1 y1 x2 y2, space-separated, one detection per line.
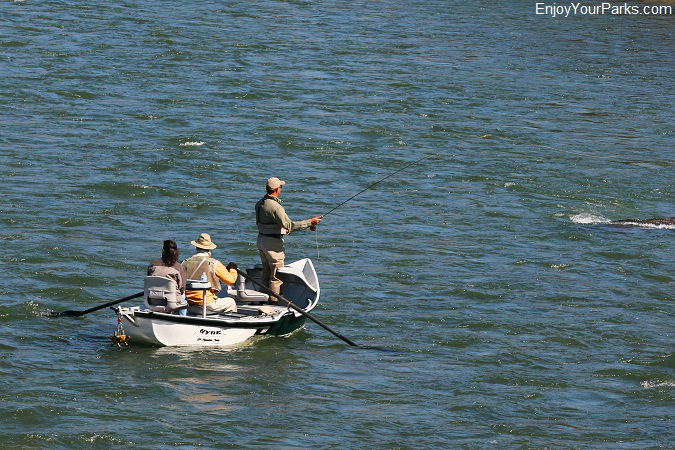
535 2 672 18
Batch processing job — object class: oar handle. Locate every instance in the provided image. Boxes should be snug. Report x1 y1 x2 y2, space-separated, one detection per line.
236 269 358 347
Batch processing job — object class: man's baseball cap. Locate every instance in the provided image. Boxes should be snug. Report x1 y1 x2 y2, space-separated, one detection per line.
266 177 286 190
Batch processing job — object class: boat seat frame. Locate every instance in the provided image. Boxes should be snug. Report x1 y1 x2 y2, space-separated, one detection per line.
144 275 183 313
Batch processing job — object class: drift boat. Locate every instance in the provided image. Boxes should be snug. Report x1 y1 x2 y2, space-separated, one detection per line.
113 258 319 347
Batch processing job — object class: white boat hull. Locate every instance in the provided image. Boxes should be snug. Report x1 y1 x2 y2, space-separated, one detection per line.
114 258 319 347
120 311 268 346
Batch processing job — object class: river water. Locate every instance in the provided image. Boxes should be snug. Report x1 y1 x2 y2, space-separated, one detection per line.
1 1 673 447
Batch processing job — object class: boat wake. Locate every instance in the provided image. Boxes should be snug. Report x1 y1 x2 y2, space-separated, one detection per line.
571 214 675 230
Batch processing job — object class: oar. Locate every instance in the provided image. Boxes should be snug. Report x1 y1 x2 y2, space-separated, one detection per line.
48 291 144 317
236 269 358 347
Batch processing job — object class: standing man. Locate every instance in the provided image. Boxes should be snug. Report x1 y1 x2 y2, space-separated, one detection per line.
255 177 322 300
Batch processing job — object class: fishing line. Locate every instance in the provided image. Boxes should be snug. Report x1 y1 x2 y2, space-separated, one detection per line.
321 152 441 219
308 152 438 261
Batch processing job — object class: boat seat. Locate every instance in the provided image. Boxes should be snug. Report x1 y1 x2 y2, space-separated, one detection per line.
235 274 269 303
144 276 183 313
186 303 220 316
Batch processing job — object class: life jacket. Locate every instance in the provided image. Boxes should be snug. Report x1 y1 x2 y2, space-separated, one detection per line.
256 195 285 235
182 254 222 293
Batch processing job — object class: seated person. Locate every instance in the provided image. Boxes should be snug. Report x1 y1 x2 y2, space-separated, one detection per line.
148 240 187 315
182 233 238 314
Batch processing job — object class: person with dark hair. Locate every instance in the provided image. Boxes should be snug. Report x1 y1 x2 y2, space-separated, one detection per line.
148 240 188 315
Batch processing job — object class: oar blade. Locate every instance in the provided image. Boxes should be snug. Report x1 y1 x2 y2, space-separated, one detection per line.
47 310 83 318
355 345 398 353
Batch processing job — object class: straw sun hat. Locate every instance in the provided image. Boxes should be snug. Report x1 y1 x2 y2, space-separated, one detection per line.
191 233 217 250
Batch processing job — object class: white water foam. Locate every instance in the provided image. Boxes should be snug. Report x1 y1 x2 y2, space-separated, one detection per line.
180 141 206 146
570 213 610 224
641 380 675 389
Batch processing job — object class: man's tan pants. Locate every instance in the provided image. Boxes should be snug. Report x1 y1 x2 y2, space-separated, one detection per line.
257 234 285 297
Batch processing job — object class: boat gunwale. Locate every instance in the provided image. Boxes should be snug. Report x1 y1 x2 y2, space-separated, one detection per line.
126 309 293 328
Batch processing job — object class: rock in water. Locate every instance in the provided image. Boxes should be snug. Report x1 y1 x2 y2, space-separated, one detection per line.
611 217 675 226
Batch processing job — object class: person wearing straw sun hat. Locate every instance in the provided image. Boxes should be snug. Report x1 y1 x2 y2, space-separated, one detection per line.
181 233 239 313
255 177 323 301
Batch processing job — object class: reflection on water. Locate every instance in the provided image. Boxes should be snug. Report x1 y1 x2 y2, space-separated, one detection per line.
175 390 238 412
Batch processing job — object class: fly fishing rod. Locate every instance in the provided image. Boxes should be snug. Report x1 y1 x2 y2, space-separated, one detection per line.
321 152 440 218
